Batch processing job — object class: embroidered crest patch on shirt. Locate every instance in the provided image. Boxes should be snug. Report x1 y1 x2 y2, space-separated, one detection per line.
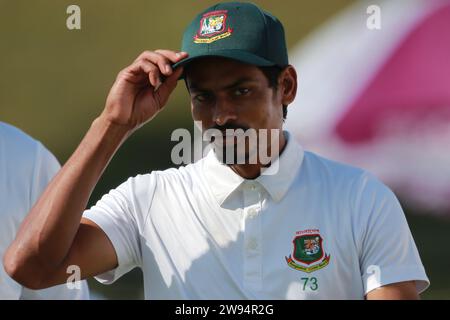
285 229 331 273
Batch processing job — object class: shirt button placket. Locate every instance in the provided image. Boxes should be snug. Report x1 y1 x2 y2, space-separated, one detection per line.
243 182 262 292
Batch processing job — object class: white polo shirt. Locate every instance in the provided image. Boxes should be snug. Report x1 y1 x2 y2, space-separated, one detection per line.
0 122 90 300
83 131 429 299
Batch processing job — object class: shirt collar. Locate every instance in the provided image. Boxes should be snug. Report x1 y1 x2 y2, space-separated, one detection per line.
203 130 304 206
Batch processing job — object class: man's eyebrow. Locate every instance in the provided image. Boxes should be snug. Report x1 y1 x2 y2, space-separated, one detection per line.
188 77 258 92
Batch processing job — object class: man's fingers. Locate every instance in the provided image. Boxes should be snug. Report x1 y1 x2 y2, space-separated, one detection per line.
135 51 175 76
133 51 170 77
126 59 160 87
136 50 189 76
124 50 188 103
155 49 189 64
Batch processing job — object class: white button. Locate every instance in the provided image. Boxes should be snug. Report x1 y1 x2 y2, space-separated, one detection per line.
247 238 258 251
250 184 256 190
247 208 258 218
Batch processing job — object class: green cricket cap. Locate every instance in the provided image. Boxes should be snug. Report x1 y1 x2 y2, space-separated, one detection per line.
173 2 289 72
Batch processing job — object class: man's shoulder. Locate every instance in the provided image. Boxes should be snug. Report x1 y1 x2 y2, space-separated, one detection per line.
301 151 400 224
127 157 207 189
303 150 366 179
0 121 39 153
0 122 45 175
0 121 59 172
301 150 389 195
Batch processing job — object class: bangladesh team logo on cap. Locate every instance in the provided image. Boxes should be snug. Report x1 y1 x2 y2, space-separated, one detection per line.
285 229 331 273
194 10 233 44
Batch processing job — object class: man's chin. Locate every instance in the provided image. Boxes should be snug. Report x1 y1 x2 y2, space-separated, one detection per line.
211 143 259 165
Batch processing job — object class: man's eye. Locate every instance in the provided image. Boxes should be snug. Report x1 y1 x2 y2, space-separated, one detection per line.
234 88 250 96
194 93 210 102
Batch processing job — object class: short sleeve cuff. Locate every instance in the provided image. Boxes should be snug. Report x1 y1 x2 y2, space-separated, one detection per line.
83 210 135 284
363 265 430 295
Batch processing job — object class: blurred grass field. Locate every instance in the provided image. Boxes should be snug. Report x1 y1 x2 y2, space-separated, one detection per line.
1 0 448 299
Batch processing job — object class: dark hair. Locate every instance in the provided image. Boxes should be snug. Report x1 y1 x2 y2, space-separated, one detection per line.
258 66 288 120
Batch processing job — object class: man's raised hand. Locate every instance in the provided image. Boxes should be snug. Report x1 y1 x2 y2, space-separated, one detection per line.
101 50 188 132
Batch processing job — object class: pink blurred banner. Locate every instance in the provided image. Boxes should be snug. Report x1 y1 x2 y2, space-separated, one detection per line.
287 0 450 212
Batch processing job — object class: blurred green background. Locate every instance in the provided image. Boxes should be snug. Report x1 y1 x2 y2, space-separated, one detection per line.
1 0 449 299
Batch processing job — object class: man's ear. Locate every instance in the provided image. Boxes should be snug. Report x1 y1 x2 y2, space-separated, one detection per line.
279 65 298 106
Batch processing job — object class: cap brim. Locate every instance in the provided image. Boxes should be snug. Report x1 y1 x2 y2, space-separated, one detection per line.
172 49 276 79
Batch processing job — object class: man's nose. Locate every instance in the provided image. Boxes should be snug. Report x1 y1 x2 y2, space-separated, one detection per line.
213 97 238 126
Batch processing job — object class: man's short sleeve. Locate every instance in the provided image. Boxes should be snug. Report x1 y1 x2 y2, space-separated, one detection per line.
82 174 156 284
355 173 430 295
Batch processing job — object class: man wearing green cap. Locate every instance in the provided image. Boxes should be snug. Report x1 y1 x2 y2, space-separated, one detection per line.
4 2 428 300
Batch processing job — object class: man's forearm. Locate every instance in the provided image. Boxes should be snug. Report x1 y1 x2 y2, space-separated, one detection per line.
3 116 130 283
4 49 185 288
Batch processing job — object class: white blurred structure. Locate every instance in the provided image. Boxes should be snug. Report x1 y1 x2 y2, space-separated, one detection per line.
287 0 450 212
